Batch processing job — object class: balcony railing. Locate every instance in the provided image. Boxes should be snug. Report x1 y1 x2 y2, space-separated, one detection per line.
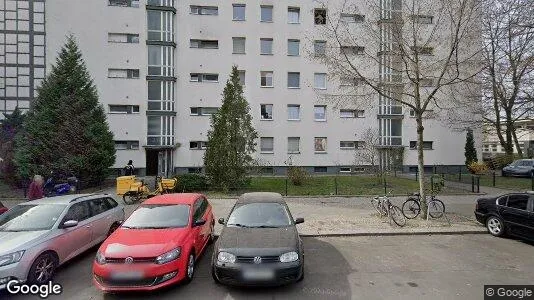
147 0 174 7
147 135 175 146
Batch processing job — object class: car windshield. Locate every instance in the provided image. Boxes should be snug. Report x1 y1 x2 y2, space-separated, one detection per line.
122 204 190 229
227 202 291 228
0 204 67 232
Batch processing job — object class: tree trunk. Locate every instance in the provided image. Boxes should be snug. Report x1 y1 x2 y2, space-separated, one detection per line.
416 115 427 218
512 129 524 158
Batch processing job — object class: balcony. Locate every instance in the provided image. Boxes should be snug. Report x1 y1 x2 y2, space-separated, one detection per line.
146 0 176 12
146 135 175 147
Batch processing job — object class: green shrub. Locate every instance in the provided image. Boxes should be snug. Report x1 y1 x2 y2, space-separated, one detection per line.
287 166 307 186
174 174 209 192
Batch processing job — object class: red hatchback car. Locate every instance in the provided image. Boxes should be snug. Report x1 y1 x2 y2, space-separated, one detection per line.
92 193 214 291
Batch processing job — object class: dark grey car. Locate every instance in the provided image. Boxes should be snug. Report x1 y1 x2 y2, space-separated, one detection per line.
502 159 534 177
211 192 304 286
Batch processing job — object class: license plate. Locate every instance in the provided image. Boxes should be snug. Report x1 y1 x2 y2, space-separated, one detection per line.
243 269 274 280
110 271 144 280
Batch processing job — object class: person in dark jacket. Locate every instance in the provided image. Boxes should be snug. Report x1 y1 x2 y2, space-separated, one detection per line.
124 160 135 176
28 175 44 200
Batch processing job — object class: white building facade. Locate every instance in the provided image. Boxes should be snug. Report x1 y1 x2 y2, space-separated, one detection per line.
0 0 480 176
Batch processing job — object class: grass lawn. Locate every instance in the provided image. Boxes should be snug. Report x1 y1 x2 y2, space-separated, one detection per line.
444 173 534 191
204 175 469 197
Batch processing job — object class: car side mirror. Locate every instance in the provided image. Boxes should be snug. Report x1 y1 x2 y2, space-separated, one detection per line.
295 218 304 224
193 219 206 227
61 220 78 229
218 218 225 225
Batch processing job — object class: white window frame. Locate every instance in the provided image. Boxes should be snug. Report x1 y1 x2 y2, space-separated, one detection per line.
233 4 246 21
260 5 273 22
287 39 300 56
288 137 300 154
288 7 300 24
287 104 301 121
260 38 274 55
260 104 273 120
260 137 274 153
232 37 246 54
314 137 327 153
287 72 300 88
314 105 327 121
260 71 274 87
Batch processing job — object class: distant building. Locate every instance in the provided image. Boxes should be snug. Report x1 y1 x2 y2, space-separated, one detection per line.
482 119 534 160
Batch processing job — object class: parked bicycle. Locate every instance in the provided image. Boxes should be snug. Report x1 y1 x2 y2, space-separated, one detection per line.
371 191 406 227
401 192 445 219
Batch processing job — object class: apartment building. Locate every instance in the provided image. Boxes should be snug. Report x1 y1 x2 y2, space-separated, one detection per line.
1 0 481 176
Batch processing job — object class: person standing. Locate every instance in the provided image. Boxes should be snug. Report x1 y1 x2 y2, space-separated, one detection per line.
28 175 44 200
124 160 135 176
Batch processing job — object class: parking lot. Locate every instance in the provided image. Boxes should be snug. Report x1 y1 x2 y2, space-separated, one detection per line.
3 234 534 300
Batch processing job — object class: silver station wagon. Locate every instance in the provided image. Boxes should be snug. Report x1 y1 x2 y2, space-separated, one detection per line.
0 194 124 288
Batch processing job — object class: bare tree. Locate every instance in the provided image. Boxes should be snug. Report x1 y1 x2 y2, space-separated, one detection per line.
313 0 482 214
354 127 381 177
481 0 534 158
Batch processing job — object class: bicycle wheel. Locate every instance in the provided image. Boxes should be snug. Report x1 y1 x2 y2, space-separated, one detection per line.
428 199 445 218
402 198 421 219
389 205 407 227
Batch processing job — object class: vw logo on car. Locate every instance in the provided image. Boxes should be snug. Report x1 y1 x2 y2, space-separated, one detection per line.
253 257 262 264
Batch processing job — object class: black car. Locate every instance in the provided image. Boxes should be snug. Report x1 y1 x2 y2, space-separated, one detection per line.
212 192 304 286
475 193 534 241
501 159 534 177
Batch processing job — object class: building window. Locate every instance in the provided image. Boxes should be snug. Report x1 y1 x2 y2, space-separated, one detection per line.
190 39 219 49
288 7 300 24
340 141 357 149
260 104 273 120
288 137 300 154
288 39 300 56
314 73 327 89
340 13 365 23
147 0 174 6
238 70 246 85
411 46 434 55
188 167 203 173
314 40 326 56
260 167 274 175
287 72 300 88
409 141 434 150
260 38 273 55
108 69 139 79
288 104 301 120
190 73 219 82
190 5 218 15
341 46 365 55
148 80 174 111
233 37 246 54
147 115 175 146
314 166 327 173
147 10 174 42
340 109 364 118
314 105 327 121
314 137 327 152
190 141 208 150
233 4 246 21
114 141 140 150
148 45 174 76
260 71 274 87
108 33 139 43
109 105 140 114
260 137 274 153
314 8 327 25
412 15 433 24
340 167 351 173
261 5 273 22
340 76 362 86
109 0 139 7
190 107 218 116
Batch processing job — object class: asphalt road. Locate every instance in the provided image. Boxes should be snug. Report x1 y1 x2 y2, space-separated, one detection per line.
3 234 534 300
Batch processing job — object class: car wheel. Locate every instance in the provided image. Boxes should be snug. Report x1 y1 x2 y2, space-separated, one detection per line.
27 252 58 285
211 266 221 284
208 223 215 244
486 216 505 237
107 223 120 237
184 253 195 284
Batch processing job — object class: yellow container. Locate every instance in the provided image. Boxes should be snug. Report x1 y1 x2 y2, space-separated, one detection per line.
116 176 136 195
161 178 177 191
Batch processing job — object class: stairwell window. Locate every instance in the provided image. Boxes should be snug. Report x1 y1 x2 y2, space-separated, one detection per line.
190 6 218 15
190 73 219 82
409 141 434 150
190 39 219 49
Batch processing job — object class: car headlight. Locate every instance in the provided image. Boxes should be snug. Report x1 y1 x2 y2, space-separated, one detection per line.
95 251 106 265
217 251 236 263
280 251 299 263
156 247 181 265
0 251 25 267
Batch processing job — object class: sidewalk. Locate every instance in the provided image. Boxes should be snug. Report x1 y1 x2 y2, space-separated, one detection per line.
2 189 487 237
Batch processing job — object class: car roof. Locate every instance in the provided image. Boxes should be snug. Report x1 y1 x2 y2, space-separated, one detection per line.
236 192 285 204
143 193 204 205
20 194 106 205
